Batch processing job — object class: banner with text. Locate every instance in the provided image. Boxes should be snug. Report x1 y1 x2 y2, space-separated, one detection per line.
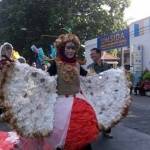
97 29 130 51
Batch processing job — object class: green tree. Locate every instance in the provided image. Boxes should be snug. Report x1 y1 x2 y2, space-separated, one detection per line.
0 0 51 55
0 0 130 58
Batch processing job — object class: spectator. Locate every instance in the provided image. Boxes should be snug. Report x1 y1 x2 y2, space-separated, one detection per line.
17 57 26 63
41 63 48 72
134 82 140 95
87 48 110 74
32 62 36 68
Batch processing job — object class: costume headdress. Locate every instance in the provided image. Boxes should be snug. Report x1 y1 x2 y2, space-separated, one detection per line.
55 33 80 63
0 42 13 60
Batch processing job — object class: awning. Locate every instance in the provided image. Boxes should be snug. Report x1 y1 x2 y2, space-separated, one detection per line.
101 52 119 60
106 61 118 64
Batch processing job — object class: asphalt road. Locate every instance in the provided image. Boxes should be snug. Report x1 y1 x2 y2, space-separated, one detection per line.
92 95 150 150
0 95 149 150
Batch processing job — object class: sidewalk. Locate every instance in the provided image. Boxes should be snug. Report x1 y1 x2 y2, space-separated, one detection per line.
92 123 150 150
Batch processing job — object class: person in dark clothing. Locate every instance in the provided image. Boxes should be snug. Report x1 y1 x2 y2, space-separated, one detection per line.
87 48 110 74
41 63 48 72
134 82 140 95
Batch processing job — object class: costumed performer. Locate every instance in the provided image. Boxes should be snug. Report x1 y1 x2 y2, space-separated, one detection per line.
0 35 100 150
47 33 100 150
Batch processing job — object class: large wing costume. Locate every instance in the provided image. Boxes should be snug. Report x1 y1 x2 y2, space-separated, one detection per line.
0 62 57 137
0 62 131 137
80 68 131 130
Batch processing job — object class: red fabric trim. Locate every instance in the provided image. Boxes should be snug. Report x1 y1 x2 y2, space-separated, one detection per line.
0 132 16 150
0 132 53 150
59 55 76 63
64 97 100 150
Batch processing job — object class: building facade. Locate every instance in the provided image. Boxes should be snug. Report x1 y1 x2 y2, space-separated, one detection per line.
129 17 150 85
85 17 150 85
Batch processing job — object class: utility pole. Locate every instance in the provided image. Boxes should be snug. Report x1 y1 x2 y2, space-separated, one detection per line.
121 47 124 67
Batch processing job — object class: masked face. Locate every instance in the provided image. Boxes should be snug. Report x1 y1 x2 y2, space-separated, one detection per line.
64 42 76 59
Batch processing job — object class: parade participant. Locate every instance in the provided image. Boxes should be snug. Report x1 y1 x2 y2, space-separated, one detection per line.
0 35 100 150
11 50 20 61
0 43 13 71
31 62 37 68
41 63 48 71
47 33 100 150
0 42 26 64
17 56 26 63
0 42 13 61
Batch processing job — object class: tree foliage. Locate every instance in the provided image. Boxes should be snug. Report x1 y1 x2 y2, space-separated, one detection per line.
0 0 130 58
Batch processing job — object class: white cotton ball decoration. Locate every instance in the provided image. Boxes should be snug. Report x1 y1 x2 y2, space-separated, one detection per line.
80 68 131 130
0 62 57 137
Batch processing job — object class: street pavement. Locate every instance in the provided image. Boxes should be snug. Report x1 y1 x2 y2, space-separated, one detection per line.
0 95 150 150
92 95 150 150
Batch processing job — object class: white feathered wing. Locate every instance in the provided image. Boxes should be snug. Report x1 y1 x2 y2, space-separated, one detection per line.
0 62 57 137
80 68 131 130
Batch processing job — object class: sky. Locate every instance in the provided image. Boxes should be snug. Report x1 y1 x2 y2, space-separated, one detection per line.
124 0 150 23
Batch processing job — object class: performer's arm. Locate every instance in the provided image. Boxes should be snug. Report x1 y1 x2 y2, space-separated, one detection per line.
47 60 57 76
80 66 88 76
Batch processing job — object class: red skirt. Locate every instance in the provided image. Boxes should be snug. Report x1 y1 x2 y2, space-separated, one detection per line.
64 97 100 150
0 132 19 150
